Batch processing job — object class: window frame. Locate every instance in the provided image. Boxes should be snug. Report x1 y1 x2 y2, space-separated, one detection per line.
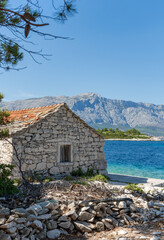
58 143 73 164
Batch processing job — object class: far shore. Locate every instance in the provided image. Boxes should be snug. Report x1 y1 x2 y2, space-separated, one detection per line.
105 138 163 141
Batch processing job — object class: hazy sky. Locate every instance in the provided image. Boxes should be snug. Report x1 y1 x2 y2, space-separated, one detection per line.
1 0 164 104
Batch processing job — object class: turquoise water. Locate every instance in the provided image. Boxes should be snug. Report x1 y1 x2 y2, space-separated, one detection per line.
104 140 164 179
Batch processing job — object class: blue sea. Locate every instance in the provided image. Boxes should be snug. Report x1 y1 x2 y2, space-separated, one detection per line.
104 140 164 180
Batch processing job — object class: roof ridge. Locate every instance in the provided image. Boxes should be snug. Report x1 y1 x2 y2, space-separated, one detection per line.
10 103 65 112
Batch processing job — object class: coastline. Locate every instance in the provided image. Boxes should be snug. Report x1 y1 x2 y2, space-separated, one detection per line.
105 138 163 141
107 172 164 187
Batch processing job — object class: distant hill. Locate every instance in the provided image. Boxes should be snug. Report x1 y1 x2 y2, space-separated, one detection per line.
2 93 164 136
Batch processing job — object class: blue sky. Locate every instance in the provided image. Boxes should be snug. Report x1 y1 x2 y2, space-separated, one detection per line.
1 0 164 104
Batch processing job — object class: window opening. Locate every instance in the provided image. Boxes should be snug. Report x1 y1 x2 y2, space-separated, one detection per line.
60 144 71 162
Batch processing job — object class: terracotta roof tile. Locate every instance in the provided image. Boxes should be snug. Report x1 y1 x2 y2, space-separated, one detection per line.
9 103 64 125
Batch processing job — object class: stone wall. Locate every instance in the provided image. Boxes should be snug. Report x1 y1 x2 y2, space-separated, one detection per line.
0 105 107 177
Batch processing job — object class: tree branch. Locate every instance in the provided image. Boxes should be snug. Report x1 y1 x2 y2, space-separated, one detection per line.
0 7 49 27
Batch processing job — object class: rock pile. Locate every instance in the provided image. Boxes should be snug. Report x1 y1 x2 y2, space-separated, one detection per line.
0 194 164 240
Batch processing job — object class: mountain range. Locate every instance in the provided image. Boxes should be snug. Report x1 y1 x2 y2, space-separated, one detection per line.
1 93 164 136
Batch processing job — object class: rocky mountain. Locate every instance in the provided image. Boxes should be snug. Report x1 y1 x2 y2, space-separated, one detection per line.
1 93 164 136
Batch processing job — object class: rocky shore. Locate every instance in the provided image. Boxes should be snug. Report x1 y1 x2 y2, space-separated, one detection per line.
0 180 164 240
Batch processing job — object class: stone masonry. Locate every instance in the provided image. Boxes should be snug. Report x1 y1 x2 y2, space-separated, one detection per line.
0 104 107 177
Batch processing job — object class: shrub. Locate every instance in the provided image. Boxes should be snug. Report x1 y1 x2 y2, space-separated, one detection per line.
71 167 97 178
73 181 89 186
64 175 74 181
27 171 42 182
0 164 18 196
13 178 22 185
0 129 9 138
124 183 144 193
71 167 84 177
43 177 54 183
89 174 110 183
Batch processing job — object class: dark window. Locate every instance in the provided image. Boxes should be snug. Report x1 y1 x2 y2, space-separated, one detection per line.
60 144 71 162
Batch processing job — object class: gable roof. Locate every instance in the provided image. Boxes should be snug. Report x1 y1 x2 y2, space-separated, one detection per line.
6 103 103 138
8 103 64 126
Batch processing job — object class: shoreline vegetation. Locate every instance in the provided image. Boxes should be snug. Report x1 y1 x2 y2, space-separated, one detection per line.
96 127 162 141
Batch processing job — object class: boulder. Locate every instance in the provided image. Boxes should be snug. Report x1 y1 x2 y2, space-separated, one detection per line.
96 221 104 232
102 219 114 230
47 220 57 230
58 215 68 222
118 201 127 209
37 214 51 220
0 231 11 240
31 220 43 230
47 229 61 239
74 221 93 233
0 208 10 217
11 208 29 217
78 211 94 221
58 221 71 229
65 209 78 220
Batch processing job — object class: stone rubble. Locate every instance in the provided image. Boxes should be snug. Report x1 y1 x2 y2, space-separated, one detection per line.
0 190 164 240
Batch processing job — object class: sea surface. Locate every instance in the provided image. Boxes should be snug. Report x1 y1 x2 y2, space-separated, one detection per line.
104 140 164 180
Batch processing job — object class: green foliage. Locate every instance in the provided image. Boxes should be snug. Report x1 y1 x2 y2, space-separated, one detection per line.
64 175 74 181
0 108 10 125
0 94 10 139
71 167 84 177
27 171 42 182
124 183 144 193
0 164 18 196
0 93 4 101
97 127 150 139
13 178 22 185
126 128 141 135
70 168 110 183
1 42 23 68
71 167 96 178
0 128 9 138
0 0 7 8
43 177 54 183
89 174 110 183
0 1 76 70
73 181 89 186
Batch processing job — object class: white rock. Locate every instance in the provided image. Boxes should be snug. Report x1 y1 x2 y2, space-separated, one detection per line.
118 201 127 209
118 229 127 235
65 209 78 220
0 218 6 225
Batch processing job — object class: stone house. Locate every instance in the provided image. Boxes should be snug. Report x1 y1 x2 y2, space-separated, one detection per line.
0 103 107 177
